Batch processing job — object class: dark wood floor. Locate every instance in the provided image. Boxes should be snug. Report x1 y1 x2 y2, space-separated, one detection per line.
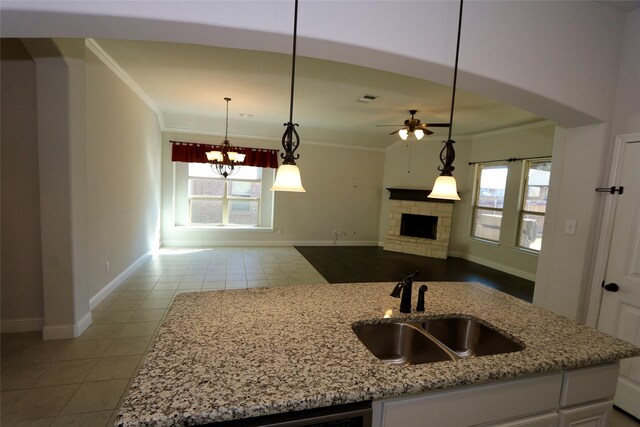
295 246 535 302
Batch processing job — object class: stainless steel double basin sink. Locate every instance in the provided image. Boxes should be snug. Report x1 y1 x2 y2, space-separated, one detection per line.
352 317 524 366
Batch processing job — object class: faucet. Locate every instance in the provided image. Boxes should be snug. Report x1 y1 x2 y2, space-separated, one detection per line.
416 285 428 312
390 270 420 313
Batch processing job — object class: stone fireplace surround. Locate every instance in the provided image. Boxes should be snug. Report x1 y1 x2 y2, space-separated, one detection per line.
383 188 454 259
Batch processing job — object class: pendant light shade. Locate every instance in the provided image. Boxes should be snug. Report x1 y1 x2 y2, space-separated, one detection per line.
271 164 305 192
429 176 461 200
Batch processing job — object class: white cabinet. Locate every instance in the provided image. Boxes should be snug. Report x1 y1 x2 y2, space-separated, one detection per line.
373 372 562 427
558 401 612 427
487 412 559 427
372 363 620 427
558 364 618 427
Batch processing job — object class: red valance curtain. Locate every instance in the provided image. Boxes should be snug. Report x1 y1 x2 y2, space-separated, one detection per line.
170 140 280 169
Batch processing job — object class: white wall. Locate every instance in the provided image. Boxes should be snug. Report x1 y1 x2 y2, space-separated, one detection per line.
0 39 45 332
611 9 640 136
535 9 640 322
162 131 384 246
0 1 626 127
449 124 555 280
2 39 162 337
85 47 162 300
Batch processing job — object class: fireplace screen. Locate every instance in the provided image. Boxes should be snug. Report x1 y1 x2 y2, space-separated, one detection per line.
400 214 438 239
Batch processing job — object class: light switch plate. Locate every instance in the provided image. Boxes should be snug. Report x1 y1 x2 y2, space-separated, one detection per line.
565 220 577 235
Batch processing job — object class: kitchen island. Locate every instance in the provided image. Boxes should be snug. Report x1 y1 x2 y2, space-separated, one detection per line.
114 282 639 426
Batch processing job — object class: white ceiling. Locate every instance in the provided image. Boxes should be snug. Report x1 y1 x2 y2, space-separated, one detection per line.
94 38 545 150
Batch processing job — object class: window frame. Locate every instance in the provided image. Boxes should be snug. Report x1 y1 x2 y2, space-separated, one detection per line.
516 158 551 252
187 168 262 227
470 162 509 243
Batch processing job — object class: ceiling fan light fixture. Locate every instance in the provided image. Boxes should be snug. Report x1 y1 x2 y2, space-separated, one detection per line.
414 129 425 140
399 129 409 140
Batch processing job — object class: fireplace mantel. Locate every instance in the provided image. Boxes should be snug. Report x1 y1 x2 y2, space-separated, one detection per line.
386 188 456 203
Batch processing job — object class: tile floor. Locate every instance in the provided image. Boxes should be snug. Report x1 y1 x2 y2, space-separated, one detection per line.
2 247 639 427
1 247 327 426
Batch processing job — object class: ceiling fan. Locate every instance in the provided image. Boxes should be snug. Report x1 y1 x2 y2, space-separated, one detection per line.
378 110 450 140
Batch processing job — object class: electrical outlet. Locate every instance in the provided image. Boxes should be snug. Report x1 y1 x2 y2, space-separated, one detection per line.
105 261 110 273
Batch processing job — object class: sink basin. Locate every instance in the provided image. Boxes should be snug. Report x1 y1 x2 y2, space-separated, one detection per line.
353 317 524 366
352 322 456 366
417 317 524 358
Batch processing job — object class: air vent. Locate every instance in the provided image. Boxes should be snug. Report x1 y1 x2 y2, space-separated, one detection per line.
357 94 378 103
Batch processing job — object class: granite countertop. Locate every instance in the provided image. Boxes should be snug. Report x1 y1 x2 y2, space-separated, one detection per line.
115 282 640 427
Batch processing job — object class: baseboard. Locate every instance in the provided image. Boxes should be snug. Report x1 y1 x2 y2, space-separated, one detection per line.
162 240 294 247
42 323 75 340
0 317 44 333
75 311 92 336
89 249 154 310
41 311 92 340
294 241 379 247
447 251 536 281
161 240 380 247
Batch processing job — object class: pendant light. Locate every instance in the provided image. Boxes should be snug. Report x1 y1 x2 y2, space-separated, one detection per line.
271 0 306 192
206 97 246 178
428 0 464 201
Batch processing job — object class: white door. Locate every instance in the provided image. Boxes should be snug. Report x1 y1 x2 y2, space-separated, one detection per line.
597 139 640 418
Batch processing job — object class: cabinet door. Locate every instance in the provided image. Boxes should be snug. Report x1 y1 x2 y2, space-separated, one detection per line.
558 401 612 427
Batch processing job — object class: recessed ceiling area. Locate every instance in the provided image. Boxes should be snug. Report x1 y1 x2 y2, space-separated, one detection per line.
94 38 545 149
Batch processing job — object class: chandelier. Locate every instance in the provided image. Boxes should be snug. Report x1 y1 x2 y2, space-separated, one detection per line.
427 0 464 201
206 97 245 178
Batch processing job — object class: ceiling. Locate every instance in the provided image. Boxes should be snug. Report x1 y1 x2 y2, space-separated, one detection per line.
94 38 545 150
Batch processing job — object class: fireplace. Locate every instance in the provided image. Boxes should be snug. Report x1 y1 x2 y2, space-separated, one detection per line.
400 214 438 240
383 188 455 259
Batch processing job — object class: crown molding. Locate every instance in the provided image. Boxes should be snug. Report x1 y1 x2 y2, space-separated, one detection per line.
85 38 165 129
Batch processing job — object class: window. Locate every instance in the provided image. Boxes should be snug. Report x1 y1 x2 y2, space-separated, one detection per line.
188 163 262 226
471 163 508 242
518 160 551 251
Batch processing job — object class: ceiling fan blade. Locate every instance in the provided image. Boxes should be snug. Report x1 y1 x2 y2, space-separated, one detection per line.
425 129 434 136
424 123 451 127
376 124 404 127
388 130 400 135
